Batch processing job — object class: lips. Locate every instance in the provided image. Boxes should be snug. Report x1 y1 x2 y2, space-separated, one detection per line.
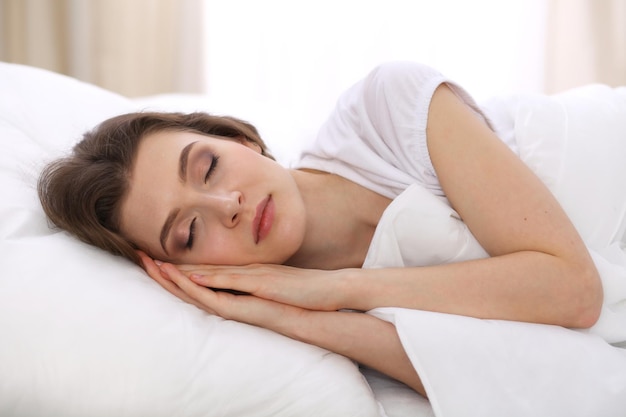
253 195 274 244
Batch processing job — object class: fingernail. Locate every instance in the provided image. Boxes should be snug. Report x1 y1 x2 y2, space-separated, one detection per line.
155 260 163 266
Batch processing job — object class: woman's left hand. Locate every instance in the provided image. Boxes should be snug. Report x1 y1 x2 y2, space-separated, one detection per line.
138 251 426 396
139 251 352 312
177 262 353 312
138 251 318 335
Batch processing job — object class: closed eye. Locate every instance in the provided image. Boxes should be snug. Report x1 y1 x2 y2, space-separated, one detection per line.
204 155 219 183
186 218 197 249
185 155 218 251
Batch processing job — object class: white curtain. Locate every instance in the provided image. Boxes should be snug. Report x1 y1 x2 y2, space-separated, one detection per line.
0 0 205 96
2 0 623 101
202 0 548 130
202 0 625 130
545 0 626 93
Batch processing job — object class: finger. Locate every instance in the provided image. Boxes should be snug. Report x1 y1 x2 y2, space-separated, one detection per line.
161 263 225 315
188 274 250 296
139 255 210 311
189 267 268 294
164 265 222 282
136 250 152 272
175 263 217 272
138 252 163 280
166 264 296 325
170 264 233 282
174 263 262 274
137 251 173 283
162 263 229 314
172 263 245 274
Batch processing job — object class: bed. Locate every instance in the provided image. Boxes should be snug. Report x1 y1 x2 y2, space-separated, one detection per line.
1 62 625 417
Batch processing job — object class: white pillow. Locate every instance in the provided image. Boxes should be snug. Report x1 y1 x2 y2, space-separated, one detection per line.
0 63 381 417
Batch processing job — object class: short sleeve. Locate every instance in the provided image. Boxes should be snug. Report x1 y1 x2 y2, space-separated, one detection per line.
296 61 488 198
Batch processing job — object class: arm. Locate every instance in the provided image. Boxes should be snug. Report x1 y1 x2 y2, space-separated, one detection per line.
351 85 600 327
336 84 602 327
403 84 602 327
139 253 425 396
172 85 602 328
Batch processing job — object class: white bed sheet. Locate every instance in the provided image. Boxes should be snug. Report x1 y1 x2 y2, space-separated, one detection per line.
363 84 626 416
4 61 626 417
0 63 384 417
133 93 434 416
129 84 626 417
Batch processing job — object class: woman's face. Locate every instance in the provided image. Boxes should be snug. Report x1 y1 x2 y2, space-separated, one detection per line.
119 130 307 265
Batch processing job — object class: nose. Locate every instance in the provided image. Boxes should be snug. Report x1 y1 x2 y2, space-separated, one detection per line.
200 190 242 228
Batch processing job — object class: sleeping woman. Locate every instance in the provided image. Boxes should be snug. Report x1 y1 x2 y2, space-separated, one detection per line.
37 62 625 399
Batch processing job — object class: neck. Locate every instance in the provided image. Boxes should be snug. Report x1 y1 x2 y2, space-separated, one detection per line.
285 169 389 270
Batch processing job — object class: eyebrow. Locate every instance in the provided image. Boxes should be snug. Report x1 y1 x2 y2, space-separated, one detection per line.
159 141 197 254
178 141 197 182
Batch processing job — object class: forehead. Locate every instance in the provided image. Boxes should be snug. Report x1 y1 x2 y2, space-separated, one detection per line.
138 129 200 157
132 130 227 179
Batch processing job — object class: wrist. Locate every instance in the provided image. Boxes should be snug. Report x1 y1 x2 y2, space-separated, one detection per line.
332 268 373 311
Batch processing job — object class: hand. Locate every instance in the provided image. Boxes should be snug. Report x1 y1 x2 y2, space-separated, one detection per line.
137 250 211 312
169 262 350 312
137 251 426 395
137 251 309 329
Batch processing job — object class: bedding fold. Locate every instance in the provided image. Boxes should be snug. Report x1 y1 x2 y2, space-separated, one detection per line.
370 307 626 417
364 84 626 416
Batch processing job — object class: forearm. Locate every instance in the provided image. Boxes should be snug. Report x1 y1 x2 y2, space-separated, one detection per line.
149 258 426 396
370 84 602 329
260 300 426 396
289 309 425 396
342 251 602 328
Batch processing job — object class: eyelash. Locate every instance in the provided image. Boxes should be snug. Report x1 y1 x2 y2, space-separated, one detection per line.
186 155 219 250
204 155 219 183
186 218 196 249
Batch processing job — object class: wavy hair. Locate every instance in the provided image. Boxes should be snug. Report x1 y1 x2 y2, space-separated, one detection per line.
37 112 272 265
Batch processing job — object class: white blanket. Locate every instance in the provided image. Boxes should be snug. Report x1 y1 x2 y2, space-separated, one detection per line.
365 85 626 416
5 61 623 416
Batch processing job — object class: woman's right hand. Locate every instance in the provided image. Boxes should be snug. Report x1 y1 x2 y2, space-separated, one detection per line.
137 250 426 396
137 251 307 331
138 250 210 312
157 260 355 313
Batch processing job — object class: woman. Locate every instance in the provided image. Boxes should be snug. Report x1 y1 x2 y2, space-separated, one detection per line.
38 62 615 398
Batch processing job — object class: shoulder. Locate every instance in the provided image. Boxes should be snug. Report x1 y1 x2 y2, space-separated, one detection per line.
354 62 450 133
358 61 446 109
297 62 453 197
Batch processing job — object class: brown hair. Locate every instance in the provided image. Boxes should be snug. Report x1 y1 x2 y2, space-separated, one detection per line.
37 111 272 265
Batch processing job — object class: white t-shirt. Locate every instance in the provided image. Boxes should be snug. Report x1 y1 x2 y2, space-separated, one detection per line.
295 61 504 268
296 61 510 200
296 61 626 344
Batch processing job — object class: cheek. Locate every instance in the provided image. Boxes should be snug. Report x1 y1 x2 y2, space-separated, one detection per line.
196 232 247 265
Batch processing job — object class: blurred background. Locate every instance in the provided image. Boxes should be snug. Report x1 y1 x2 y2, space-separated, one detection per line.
1 0 625 126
